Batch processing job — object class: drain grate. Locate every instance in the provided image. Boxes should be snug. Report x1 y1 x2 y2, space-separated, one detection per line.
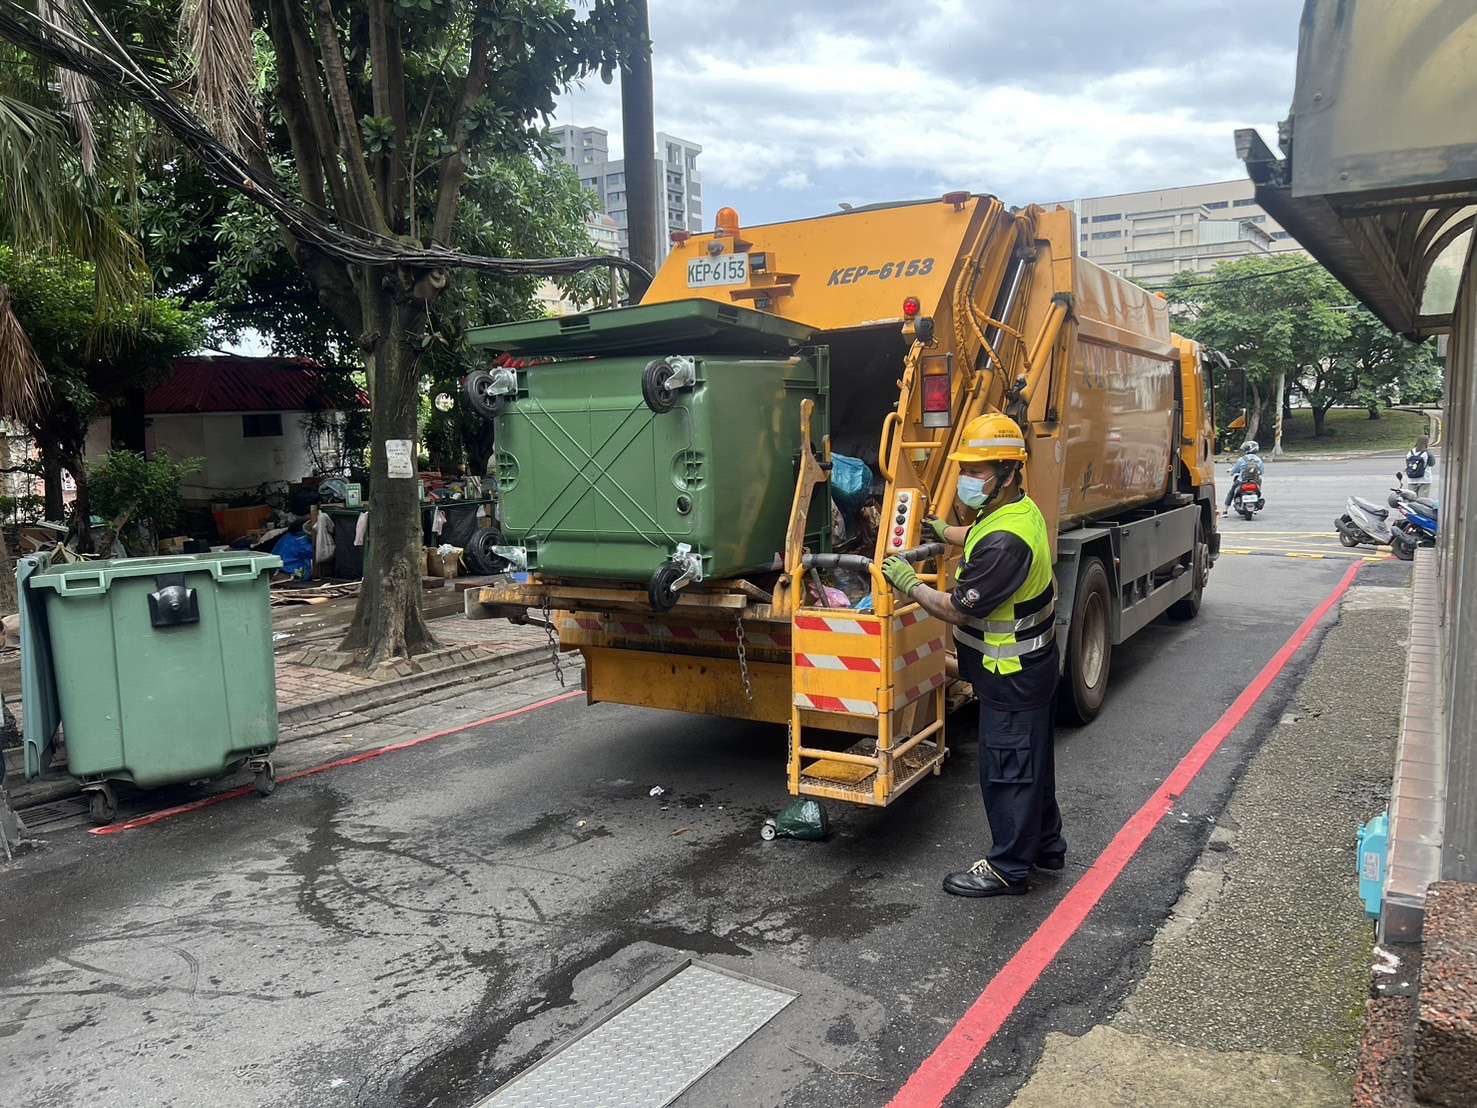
479 960 795 1108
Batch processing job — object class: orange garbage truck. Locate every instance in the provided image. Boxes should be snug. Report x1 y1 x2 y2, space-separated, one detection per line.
464 194 1219 810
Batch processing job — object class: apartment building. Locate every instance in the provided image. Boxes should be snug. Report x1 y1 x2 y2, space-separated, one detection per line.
552 125 703 261
1040 178 1304 284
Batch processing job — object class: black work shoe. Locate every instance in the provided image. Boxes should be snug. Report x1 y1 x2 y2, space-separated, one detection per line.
943 858 1028 898
1035 853 1066 872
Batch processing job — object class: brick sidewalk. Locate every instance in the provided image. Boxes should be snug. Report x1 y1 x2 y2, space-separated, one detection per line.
275 614 548 709
3 612 551 803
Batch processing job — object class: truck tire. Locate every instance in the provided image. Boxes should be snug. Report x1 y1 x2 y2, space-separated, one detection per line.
1167 517 1207 621
1060 556 1111 725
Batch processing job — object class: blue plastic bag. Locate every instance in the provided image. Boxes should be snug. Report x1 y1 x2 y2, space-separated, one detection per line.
272 530 314 581
830 453 871 515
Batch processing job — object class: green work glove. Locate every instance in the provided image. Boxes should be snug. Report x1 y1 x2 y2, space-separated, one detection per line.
924 517 951 543
882 556 921 595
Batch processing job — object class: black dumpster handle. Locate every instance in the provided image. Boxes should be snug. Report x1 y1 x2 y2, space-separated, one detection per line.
800 542 944 571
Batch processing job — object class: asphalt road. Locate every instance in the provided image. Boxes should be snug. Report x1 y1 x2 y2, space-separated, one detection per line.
0 457 1412 1108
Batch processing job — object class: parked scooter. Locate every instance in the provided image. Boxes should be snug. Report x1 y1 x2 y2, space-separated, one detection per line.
1389 472 1439 561
1336 489 1399 549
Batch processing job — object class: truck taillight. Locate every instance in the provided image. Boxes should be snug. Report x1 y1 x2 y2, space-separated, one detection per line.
921 373 951 428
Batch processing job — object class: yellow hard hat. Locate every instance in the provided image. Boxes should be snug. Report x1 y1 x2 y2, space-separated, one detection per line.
948 412 1028 464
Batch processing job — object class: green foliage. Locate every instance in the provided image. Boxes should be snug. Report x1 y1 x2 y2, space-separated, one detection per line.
1162 257 1443 441
88 448 200 549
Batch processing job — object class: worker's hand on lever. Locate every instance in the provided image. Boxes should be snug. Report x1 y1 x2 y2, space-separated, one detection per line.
882 556 921 596
924 517 952 544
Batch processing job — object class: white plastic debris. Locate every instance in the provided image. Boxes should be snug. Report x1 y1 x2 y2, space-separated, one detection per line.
649 785 666 797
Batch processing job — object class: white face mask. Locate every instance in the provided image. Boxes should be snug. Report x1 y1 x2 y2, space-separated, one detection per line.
957 472 997 509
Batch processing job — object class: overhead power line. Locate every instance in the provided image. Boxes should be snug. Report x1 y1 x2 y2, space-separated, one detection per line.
0 0 653 285
1148 260 1324 292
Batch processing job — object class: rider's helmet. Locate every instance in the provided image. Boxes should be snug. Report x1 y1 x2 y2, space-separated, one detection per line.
1241 440 1260 454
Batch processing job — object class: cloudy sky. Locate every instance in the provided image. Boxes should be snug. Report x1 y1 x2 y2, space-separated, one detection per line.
554 0 1302 225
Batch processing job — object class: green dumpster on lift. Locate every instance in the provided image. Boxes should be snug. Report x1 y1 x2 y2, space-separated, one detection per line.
20 550 282 824
466 299 831 609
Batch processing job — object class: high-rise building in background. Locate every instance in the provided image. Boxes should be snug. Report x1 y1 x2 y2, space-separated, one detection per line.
551 125 703 261
1039 179 1304 285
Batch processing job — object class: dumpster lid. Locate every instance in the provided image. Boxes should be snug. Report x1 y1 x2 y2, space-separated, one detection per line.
466 299 818 357
17 552 62 781
27 551 282 594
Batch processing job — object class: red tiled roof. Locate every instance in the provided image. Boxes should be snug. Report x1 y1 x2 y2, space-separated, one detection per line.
145 356 368 415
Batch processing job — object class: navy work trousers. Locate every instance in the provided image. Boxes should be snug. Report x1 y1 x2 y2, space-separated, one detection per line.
978 700 1065 882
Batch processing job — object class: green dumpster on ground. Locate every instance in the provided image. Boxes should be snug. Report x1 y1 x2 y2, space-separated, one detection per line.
20 550 282 823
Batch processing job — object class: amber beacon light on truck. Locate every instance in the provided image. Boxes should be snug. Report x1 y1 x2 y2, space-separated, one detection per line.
463 192 1220 811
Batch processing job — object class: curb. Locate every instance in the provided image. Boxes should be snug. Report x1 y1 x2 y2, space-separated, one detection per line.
5 644 562 810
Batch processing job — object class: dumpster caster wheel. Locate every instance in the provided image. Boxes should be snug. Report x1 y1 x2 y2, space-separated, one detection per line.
253 762 277 797
760 819 777 842
642 359 681 413
648 562 686 612
86 784 116 825
462 369 506 421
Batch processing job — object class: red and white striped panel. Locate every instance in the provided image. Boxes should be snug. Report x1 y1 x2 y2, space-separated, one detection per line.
795 652 883 672
893 636 946 672
794 614 882 636
893 609 927 633
793 692 880 717
900 671 946 705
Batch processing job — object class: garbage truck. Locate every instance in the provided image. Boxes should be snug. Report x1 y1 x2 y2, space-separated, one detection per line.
463 194 1219 810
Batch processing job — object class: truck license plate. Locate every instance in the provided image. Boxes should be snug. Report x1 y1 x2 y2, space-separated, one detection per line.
687 253 748 288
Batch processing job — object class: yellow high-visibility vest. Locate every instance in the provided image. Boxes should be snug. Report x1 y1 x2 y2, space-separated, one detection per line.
954 496 1056 675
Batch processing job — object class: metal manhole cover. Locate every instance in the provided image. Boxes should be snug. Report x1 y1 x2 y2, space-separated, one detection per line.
478 960 795 1107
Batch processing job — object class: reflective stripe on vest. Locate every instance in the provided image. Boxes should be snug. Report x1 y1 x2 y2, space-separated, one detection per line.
952 495 1056 675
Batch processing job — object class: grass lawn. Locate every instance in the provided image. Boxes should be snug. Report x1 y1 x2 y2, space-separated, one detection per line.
1275 407 1429 455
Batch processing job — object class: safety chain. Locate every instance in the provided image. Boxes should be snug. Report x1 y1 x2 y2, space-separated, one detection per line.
735 611 753 701
542 592 565 687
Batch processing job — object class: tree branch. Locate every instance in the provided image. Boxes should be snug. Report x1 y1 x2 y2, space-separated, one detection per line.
430 30 490 244
312 0 388 234
383 10 409 225
272 0 353 221
367 0 393 215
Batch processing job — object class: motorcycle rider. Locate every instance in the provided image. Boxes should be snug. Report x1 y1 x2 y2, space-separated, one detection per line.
1224 440 1264 510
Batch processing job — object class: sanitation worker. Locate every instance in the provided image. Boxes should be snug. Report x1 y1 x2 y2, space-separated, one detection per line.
881 412 1063 897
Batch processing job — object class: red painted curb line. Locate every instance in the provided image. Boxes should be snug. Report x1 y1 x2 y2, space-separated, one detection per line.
889 560 1364 1107
89 689 584 836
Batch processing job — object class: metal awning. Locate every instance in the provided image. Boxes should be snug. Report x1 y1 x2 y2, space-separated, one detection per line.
1238 129 1475 339
1236 0 1477 340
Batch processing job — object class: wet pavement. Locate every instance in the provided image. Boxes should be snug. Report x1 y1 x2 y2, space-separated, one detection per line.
0 458 1412 1107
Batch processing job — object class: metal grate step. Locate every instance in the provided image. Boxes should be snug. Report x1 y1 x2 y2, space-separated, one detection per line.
478 961 795 1108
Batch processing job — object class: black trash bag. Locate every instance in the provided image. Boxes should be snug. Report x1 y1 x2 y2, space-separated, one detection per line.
763 798 829 841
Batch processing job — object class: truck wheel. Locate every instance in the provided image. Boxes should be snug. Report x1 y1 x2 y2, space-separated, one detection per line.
1167 517 1207 621
642 359 680 413
1060 556 1111 725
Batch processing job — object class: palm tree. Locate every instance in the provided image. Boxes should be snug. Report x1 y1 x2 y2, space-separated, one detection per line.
0 282 45 614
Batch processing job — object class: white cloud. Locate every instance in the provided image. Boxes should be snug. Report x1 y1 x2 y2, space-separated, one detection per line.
554 3 1299 224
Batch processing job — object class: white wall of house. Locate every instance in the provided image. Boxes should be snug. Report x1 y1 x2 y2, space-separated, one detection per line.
86 409 338 502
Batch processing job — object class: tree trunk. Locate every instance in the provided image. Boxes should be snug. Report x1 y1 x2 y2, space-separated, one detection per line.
1244 382 1263 445
63 450 93 555
1271 371 1286 458
40 446 63 523
1312 403 1331 437
0 431 13 615
1283 386 1293 421
1367 404 1381 420
338 281 438 670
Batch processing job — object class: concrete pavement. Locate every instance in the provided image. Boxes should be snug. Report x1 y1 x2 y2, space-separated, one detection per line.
0 457 1410 1107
